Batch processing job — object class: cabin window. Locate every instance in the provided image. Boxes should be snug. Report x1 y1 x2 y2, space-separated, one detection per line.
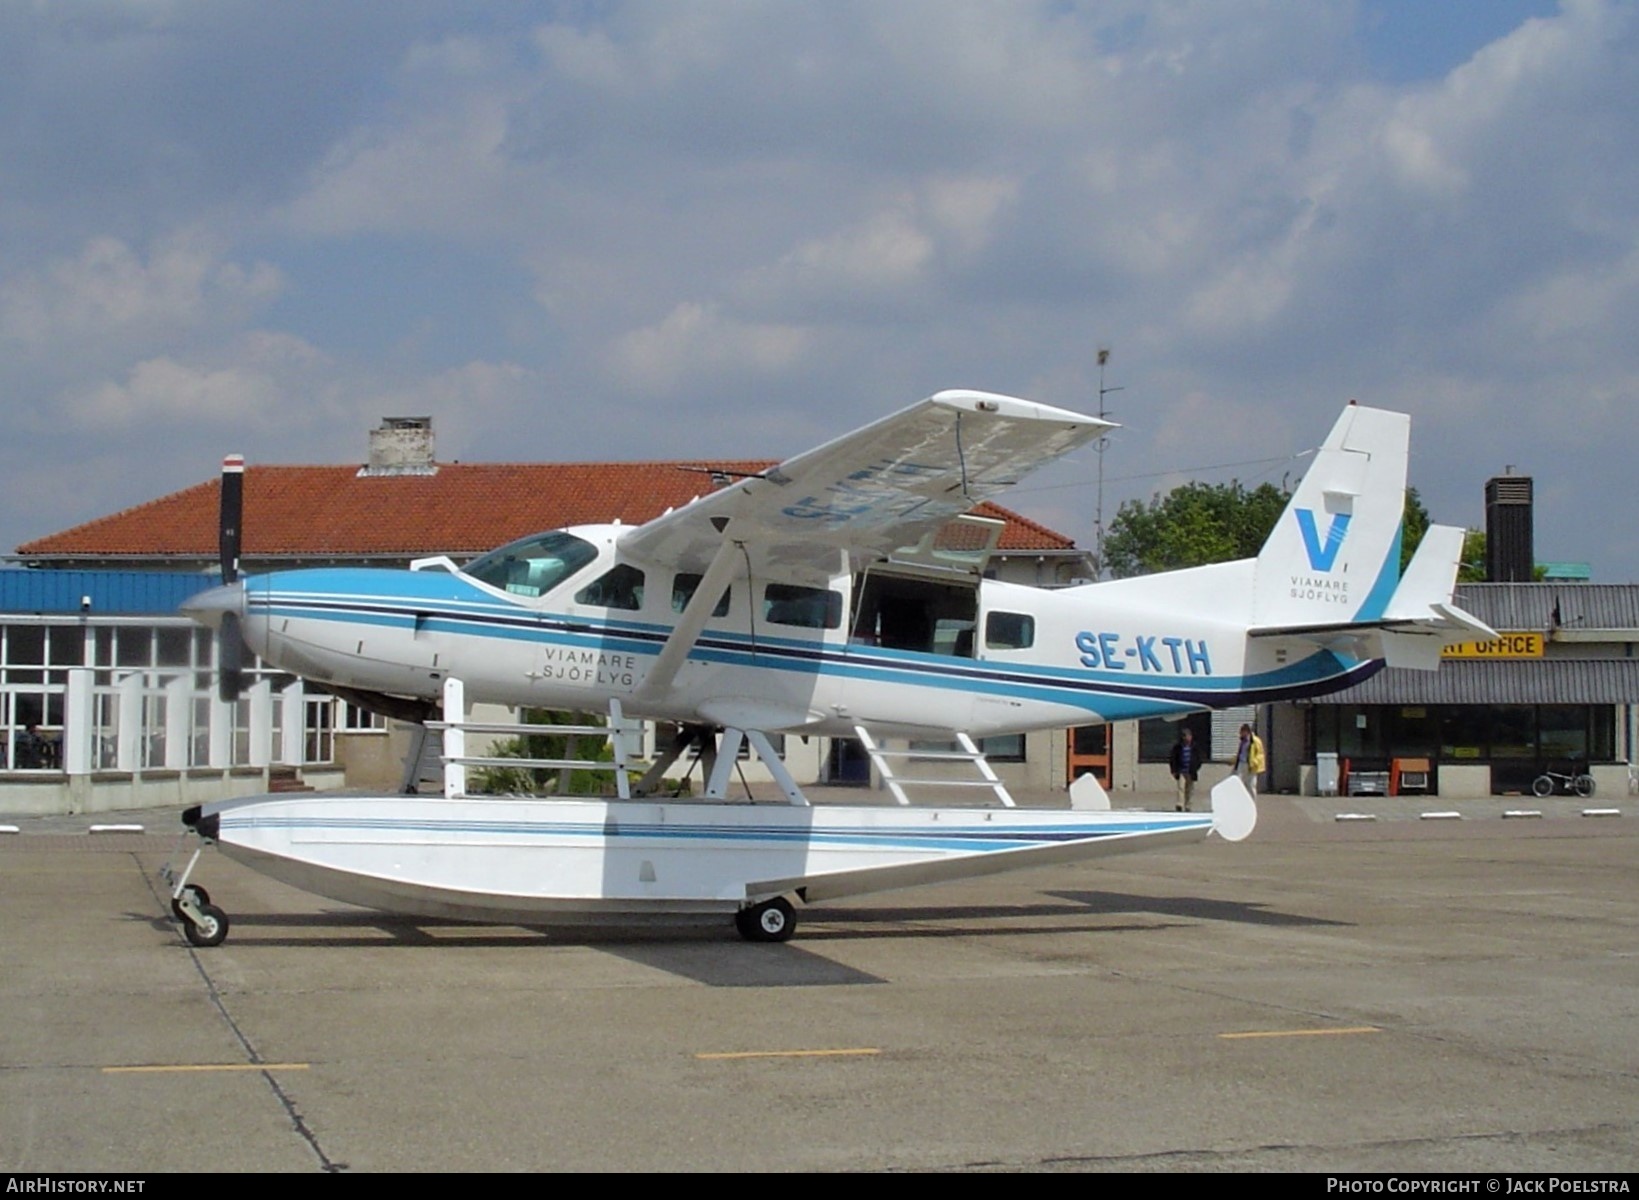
463 531 598 599
576 565 646 611
985 611 1034 650
671 573 731 617
763 584 842 629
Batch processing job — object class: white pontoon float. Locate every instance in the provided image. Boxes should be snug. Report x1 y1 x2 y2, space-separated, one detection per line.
166 681 1255 946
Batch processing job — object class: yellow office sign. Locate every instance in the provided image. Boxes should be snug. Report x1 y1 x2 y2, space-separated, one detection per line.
1441 632 1544 659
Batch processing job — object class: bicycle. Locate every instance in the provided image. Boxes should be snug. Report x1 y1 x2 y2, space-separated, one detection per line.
1532 765 1595 798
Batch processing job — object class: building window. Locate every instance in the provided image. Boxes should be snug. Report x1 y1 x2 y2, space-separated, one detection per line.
1139 713 1212 762
339 701 388 732
908 734 1026 763
1313 704 1618 768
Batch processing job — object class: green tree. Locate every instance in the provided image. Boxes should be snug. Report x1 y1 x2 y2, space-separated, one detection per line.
1103 482 1432 579
1104 481 1290 578
1400 488 1431 573
1458 529 1487 582
1455 528 1548 582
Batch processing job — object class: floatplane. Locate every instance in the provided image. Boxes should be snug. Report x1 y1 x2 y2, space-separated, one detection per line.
166 392 1489 944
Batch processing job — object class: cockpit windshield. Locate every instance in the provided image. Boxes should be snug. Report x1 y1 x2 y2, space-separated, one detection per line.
462 531 599 599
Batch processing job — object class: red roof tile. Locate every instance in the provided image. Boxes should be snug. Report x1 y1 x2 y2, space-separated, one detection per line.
17 461 1076 562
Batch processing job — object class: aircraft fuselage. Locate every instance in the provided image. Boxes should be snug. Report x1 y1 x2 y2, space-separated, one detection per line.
212 522 1372 737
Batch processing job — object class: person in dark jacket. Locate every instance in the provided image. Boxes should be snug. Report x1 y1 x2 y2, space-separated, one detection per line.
1169 727 1202 812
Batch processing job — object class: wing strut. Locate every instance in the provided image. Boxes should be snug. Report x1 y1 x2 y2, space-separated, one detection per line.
637 527 744 699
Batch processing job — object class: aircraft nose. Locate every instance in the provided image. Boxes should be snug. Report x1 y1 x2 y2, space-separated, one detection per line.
180 582 246 630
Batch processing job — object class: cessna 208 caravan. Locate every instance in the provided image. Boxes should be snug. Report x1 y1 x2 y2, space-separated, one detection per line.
169 391 1488 945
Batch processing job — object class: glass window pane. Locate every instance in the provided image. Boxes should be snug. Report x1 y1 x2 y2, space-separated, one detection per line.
985 611 1034 650
1538 706 1588 764
1139 714 1211 762
156 627 192 667
1490 706 1536 760
9 625 44 666
575 565 645 610
464 531 598 598
116 628 151 667
981 734 1025 762
48 627 85 665
1439 706 1488 760
672 573 730 616
763 584 842 629
1387 706 1438 757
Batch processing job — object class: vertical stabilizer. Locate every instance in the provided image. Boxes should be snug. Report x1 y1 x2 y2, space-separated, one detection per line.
1251 404 1410 628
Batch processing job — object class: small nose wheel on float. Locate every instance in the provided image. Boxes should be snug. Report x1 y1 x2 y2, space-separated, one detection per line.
159 835 231 948
177 893 231 947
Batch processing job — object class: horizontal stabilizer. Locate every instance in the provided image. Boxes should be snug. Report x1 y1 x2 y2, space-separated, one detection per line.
1429 600 1498 641
1249 524 1497 670
1386 525 1462 618
1210 776 1257 842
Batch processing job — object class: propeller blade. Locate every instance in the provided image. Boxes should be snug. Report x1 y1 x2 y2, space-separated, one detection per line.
218 454 245 701
219 453 243 585
218 611 245 704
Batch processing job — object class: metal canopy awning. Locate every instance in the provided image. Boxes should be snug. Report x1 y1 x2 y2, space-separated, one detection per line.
1324 659 1639 706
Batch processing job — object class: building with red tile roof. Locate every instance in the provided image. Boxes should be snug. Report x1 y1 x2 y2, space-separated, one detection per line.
14 420 1089 582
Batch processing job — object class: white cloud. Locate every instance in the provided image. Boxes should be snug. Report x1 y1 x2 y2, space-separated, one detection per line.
607 301 812 395
0 232 282 350
732 179 1017 320
364 360 541 458
283 88 519 240
62 332 330 432
4 2 1639 575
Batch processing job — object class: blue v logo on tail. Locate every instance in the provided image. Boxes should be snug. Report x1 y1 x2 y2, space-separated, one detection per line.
1295 508 1351 572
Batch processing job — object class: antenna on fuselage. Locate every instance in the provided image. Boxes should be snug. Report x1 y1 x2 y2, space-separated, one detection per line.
1093 347 1123 580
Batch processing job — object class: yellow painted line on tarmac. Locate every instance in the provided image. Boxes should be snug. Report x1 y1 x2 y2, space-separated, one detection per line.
102 1063 311 1074
695 1047 881 1061
1219 1026 1380 1040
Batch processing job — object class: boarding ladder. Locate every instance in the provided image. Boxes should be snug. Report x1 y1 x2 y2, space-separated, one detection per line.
430 678 642 799
853 726 1016 808
398 723 447 794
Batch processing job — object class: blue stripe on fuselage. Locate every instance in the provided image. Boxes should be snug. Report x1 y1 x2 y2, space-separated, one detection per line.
249 568 1375 717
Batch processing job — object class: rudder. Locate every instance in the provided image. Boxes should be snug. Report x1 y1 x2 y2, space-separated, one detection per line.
1251 403 1411 628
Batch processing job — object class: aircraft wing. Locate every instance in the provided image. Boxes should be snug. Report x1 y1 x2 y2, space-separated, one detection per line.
618 389 1110 577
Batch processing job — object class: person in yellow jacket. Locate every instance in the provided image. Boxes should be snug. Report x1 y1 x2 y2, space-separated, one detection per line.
1234 723 1266 797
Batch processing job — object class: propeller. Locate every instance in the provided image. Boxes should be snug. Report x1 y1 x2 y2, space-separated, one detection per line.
217 454 246 703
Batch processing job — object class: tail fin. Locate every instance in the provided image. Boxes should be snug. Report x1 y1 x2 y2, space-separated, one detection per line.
1251 403 1410 628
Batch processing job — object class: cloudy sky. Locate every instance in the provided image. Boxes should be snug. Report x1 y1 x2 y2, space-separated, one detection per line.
4 1 1635 579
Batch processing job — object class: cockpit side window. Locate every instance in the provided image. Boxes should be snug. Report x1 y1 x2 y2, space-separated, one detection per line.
575 564 646 611
462 531 598 599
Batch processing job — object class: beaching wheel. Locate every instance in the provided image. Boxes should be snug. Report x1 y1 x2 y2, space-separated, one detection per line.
736 897 796 943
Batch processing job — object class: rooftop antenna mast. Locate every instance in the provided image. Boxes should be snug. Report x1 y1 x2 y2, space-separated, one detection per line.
1093 346 1123 579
